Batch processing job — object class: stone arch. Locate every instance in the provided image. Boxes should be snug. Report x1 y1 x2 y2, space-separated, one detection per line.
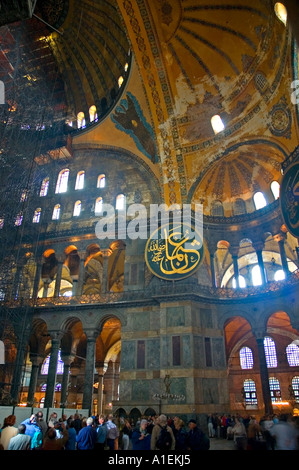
129 407 142 423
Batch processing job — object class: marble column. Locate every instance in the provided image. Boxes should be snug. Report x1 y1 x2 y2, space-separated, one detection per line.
27 354 43 406
82 331 99 413
10 318 31 404
254 330 273 415
274 234 289 277
32 258 43 299
12 260 25 300
101 249 111 293
253 241 267 285
68 365 80 408
54 257 64 297
60 355 73 408
44 333 61 408
96 362 108 415
229 246 240 287
75 252 86 296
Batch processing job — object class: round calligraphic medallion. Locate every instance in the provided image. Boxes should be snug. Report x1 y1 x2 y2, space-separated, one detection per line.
280 161 299 238
145 223 204 281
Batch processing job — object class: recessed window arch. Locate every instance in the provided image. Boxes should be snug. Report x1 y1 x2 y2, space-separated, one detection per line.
75 171 85 190
52 204 61 220
264 337 278 368
40 177 49 197
269 377 281 402
274 2 287 25
73 200 81 217
253 191 267 210
243 379 258 405
116 193 125 211
240 347 254 369
292 376 299 402
211 200 224 216
251 264 263 286
270 180 280 200
274 269 285 281
55 169 69 194
233 198 247 215
15 213 23 226
89 105 98 122
97 174 106 188
95 197 103 214
286 343 299 367
232 275 246 289
33 208 41 223
77 112 86 129
211 114 225 134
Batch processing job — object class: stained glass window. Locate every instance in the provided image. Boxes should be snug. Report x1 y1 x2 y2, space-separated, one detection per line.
41 349 64 375
40 177 49 197
55 169 69 194
269 377 281 402
286 343 299 367
75 171 85 190
243 379 257 405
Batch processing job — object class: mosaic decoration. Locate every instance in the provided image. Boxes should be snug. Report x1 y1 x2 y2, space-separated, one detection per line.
111 92 158 163
280 161 299 238
269 96 292 138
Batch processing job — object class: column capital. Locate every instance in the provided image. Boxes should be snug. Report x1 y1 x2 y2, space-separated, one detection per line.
228 245 239 257
252 328 267 340
273 233 287 243
95 362 108 376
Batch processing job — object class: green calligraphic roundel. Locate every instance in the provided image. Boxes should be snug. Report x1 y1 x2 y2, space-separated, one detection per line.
280 161 299 238
145 223 204 281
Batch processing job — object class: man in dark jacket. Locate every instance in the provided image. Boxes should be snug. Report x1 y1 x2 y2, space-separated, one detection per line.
76 417 97 450
186 419 210 450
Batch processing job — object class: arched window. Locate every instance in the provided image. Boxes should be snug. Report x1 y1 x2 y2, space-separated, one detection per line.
233 198 247 215
118 76 124 88
232 275 246 288
0 218 3 229
124 62 129 72
75 171 85 190
240 347 254 369
33 208 41 223
253 192 267 210
211 114 225 134
274 269 285 281
15 213 23 226
264 337 278 368
40 177 49 197
97 174 106 188
52 204 61 220
292 376 299 402
243 379 258 405
286 343 299 367
271 181 280 200
251 264 262 286
73 200 81 217
77 112 86 129
274 2 287 25
254 72 268 93
55 169 69 194
89 105 98 122
116 193 125 211
211 200 224 216
269 377 281 402
95 197 103 214
41 350 64 375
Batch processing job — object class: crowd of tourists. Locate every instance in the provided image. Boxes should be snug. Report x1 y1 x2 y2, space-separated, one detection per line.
0 409 298 451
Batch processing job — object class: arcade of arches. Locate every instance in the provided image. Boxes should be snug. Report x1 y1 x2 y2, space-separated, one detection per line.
0 0 299 427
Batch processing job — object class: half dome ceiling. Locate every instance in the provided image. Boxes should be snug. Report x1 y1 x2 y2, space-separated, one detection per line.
0 0 131 129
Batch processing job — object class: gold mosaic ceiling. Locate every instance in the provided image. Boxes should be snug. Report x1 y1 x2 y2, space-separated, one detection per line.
117 0 297 211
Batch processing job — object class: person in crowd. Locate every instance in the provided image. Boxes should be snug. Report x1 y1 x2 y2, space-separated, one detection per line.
42 422 69 450
65 419 77 450
76 416 97 450
132 419 151 450
8 424 31 450
269 414 299 450
186 419 210 451
106 414 119 450
95 415 108 450
21 414 42 442
0 415 18 450
232 417 247 450
35 411 48 438
150 414 175 451
174 418 188 451
122 418 132 450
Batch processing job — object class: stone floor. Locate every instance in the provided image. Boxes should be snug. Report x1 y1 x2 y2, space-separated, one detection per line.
209 437 237 450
